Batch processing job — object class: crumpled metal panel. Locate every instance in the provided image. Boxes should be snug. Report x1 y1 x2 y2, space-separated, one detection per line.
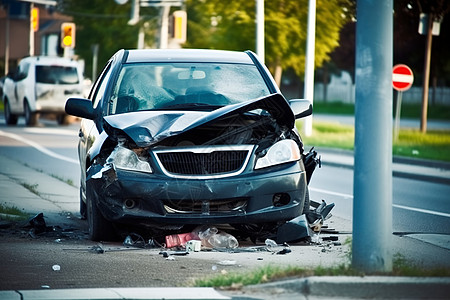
102 93 294 147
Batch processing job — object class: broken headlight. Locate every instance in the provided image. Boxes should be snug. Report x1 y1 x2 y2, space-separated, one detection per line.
255 139 301 169
107 146 152 173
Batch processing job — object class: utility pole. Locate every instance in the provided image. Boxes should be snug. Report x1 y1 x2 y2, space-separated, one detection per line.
353 0 393 273
420 13 433 133
29 2 35 56
256 0 264 63
303 0 316 137
4 3 10 75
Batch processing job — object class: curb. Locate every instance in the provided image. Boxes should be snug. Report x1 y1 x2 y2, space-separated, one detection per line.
240 276 450 299
0 287 229 300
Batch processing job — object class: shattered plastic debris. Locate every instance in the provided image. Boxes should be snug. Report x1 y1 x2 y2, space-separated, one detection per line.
123 233 146 248
195 226 239 249
303 147 321 184
264 239 291 255
218 260 237 266
276 214 314 243
207 232 239 249
89 245 105 254
52 265 61 271
306 200 335 227
164 227 239 250
28 213 52 235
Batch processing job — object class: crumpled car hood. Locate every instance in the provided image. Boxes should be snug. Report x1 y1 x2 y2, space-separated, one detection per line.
103 93 294 147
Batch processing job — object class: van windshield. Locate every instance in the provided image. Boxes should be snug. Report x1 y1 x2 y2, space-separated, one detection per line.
36 65 79 84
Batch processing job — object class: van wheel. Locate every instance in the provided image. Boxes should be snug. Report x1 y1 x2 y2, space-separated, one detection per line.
24 101 38 126
57 114 69 125
4 100 18 125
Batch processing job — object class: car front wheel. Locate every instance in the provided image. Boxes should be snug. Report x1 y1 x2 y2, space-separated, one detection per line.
56 113 69 125
4 99 18 125
86 182 117 241
24 100 38 126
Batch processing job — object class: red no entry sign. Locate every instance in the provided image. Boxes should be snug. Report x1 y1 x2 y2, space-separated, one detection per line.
392 64 414 91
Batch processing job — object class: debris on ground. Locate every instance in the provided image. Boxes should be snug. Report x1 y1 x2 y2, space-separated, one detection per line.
28 213 53 236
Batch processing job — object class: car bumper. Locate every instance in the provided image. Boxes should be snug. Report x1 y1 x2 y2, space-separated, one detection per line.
87 162 307 227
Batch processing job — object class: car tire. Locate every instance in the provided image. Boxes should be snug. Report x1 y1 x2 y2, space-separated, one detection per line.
79 186 87 220
4 99 18 125
86 182 117 241
302 187 311 215
24 100 38 126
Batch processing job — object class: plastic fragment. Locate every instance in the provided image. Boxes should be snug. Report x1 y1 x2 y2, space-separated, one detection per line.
52 265 60 271
89 245 105 254
123 233 146 248
218 260 236 266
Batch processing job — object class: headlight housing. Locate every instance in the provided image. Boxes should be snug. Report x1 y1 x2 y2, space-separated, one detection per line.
255 139 301 170
107 146 152 173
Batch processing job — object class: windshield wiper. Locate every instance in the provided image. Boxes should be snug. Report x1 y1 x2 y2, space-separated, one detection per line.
156 103 223 110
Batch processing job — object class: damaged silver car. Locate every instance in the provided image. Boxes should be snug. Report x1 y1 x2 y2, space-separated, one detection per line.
65 49 317 241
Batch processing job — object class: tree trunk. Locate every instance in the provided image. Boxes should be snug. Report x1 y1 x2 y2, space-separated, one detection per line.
274 58 283 87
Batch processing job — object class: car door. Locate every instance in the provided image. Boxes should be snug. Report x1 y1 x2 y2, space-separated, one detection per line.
79 61 113 189
14 61 32 113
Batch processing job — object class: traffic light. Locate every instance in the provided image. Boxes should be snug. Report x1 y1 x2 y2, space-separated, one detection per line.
172 11 187 43
31 7 39 32
61 22 76 48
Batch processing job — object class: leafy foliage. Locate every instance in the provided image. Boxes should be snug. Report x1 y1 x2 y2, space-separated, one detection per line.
185 0 351 79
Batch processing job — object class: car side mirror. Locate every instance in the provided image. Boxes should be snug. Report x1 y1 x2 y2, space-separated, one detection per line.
289 99 312 119
65 97 95 120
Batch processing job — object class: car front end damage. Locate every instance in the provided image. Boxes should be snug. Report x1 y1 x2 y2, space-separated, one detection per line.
85 94 317 235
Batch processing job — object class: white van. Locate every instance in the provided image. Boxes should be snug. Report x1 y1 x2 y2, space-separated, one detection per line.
2 56 84 126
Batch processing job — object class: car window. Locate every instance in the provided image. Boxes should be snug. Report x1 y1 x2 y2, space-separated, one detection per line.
15 62 30 81
110 62 270 114
36 65 79 84
92 62 113 109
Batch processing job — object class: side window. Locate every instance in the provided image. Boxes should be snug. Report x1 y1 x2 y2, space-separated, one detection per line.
15 62 30 81
91 62 112 109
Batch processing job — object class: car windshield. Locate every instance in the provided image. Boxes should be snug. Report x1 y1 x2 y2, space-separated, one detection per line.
36 65 79 84
110 62 271 114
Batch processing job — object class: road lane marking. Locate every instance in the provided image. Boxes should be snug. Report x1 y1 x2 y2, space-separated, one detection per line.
24 127 79 136
310 187 353 199
0 130 78 165
310 187 450 218
392 204 450 218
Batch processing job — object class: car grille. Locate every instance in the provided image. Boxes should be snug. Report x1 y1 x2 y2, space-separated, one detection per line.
153 145 253 178
163 198 248 214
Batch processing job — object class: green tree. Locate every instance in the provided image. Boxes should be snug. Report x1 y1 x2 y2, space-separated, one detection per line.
185 0 351 85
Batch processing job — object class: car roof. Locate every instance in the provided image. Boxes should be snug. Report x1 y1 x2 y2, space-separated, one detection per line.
124 49 255 64
21 56 80 67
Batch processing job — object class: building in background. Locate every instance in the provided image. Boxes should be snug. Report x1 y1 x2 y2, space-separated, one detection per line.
0 0 73 75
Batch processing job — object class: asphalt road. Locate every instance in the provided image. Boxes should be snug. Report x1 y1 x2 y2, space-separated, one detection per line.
0 115 449 294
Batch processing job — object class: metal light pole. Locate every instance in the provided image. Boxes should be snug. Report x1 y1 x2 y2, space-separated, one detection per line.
303 0 316 137
256 0 264 63
29 2 35 56
420 13 433 133
353 0 393 273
